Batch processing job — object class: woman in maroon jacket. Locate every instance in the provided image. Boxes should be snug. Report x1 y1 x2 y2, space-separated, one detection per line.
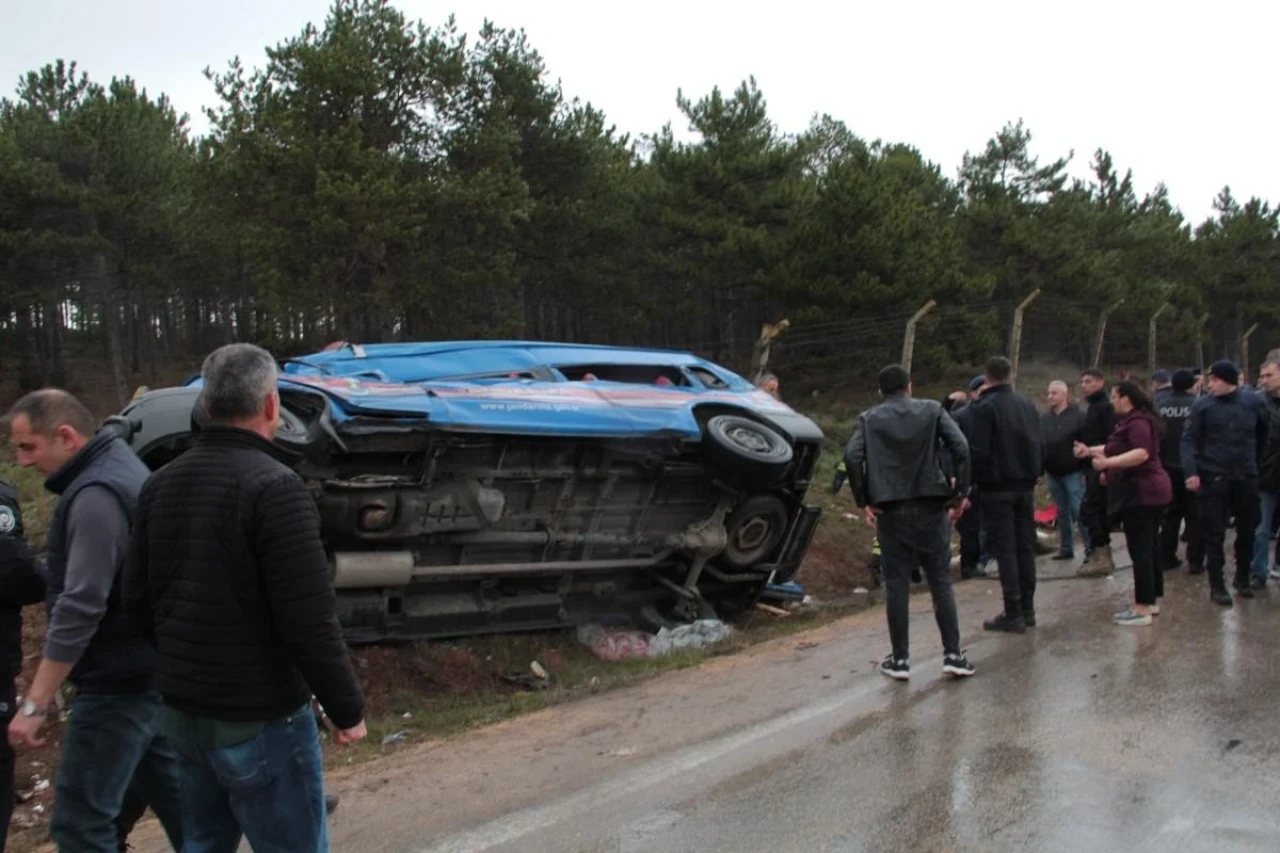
1075 381 1173 626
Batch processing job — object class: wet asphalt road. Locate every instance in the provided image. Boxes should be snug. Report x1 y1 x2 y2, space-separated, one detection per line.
125 552 1280 853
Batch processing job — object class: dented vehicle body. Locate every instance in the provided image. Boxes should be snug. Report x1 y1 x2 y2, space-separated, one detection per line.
112 341 824 643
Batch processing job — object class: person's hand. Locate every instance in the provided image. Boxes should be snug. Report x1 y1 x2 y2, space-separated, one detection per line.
863 506 881 528
1091 456 1109 471
8 711 46 749
333 720 367 746
949 498 971 523
1073 441 1088 459
1186 476 1201 493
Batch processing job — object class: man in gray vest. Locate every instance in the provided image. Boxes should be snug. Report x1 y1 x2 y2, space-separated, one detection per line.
4 390 182 852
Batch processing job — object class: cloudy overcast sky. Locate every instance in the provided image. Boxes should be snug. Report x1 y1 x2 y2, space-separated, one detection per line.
2 0 1275 225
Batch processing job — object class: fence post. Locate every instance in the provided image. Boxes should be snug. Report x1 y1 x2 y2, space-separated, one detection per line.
1009 289 1040 390
1195 313 1210 381
1241 322 1259 385
901 300 936 375
1092 298 1126 369
1148 302 1170 379
749 319 790 383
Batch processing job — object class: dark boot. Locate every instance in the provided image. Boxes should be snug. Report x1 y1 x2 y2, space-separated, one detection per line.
1022 599 1036 627
1210 587 1234 607
983 604 1026 633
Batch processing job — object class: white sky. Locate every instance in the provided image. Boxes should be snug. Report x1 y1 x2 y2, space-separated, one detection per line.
2 0 1276 225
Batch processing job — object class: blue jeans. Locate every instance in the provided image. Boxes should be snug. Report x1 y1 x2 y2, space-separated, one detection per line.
1252 490 1279 579
50 691 184 853
1047 471 1087 557
172 704 329 853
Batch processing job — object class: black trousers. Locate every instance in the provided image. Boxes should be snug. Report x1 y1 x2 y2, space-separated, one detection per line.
0 680 15 853
1197 475 1261 590
1123 506 1164 606
957 491 982 569
876 501 961 660
1160 473 1203 569
980 489 1037 617
1080 469 1111 553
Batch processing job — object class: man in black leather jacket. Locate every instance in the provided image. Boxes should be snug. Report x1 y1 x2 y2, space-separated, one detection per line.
1077 368 1117 576
966 356 1044 634
845 364 974 681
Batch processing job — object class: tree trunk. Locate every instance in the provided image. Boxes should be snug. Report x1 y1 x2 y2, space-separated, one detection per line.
93 255 131 407
45 293 65 387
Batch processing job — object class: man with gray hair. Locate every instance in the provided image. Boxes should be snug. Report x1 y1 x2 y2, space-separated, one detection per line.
1041 381 1088 561
124 342 366 851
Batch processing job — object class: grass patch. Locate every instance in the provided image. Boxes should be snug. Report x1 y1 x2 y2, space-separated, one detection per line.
326 605 851 768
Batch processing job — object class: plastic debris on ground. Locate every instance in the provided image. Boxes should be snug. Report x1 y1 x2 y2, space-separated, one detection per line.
577 619 735 661
381 730 409 745
760 580 805 604
501 659 553 690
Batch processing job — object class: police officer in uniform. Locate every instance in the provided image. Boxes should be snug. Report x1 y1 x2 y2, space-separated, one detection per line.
1157 369 1203 572
0 481 47 852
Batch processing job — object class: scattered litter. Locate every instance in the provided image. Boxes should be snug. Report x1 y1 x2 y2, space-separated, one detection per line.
401 712 412 719
12 814 38 829
32 779 48 794
795 641 820 651
600 747 636 757
381 731 409 745
32 804 44 814
14 789 33 804
577 624 652 661
760 580 806 604
1225 738 1243 751
754 602 791 617
649 620 734 656
842 513 857 520
531 661 548 681
577 619 734 661
852 587 868 595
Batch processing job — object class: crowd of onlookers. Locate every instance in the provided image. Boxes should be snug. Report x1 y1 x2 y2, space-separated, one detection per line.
844 352 1280 680
0 343 365 853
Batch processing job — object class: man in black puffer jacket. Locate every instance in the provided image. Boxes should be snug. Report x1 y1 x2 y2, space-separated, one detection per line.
966 356 1043 633
123 343 366 852
1180 359 1269 605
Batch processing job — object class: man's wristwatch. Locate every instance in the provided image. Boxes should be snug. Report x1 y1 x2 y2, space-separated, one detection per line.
20 699 47 718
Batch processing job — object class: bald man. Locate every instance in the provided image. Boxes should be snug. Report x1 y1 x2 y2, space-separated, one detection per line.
1041 381 1089 561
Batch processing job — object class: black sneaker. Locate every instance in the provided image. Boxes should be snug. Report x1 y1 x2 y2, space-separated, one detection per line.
1211 588 1234 607
1234 581 1255 599
1051 552 1074 561
982 612 1026 634
878 655 910 681
1163 558 1182 572
1023 611 1037 627
1250 576 1267 591
943 652 975 677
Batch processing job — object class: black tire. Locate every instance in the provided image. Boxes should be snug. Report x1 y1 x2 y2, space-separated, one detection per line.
702 415 793 486
720 495 789 569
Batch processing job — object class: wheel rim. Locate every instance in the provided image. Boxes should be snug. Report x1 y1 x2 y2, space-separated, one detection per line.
733 515 773 552
726 425 770 454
